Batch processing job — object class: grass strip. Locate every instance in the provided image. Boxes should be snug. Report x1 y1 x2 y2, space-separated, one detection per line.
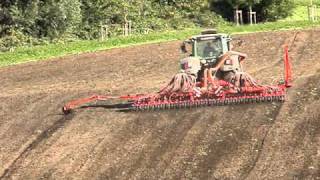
0 20 319 67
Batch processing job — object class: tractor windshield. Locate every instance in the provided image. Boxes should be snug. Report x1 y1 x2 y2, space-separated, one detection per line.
196 38 223 58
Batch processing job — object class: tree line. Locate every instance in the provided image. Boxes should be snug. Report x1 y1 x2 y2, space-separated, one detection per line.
211 0 294 22
0 0 294 50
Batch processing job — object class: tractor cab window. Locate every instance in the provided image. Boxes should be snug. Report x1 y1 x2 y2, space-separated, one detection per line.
196 38 223 58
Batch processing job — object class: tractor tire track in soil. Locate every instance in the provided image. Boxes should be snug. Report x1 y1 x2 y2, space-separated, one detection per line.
0 114 74 179
124 112 201 177
240 103 283 180
240 30 307 180
1 28 320 179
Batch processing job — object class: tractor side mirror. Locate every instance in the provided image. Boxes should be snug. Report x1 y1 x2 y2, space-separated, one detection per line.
180 43 187 53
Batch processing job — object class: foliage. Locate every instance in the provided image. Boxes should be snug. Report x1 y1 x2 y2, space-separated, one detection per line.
210 0 295 22
293 0 320 6
255 0 295 21
1 20 319 67
79 0 223 39
282 4 318 21
0 0 302 52
1 0 222 48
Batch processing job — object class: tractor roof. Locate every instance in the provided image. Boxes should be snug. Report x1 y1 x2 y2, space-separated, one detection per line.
190 33 230 41
183 29 231 43
187 29 229 41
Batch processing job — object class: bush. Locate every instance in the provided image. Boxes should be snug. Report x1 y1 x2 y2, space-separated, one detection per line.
210 0 295 22
0 30 30 51
256 0 295 21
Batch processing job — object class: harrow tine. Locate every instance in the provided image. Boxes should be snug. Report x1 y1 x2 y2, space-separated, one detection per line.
131 92 286 111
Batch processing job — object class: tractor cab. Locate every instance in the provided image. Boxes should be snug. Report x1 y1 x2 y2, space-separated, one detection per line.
181 29 232 67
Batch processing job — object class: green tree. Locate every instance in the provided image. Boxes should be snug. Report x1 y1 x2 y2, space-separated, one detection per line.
36 0 82 39
226 0 247 10
0 0 16 37
255 0 294 21
210 0 294 22
247 0 260 11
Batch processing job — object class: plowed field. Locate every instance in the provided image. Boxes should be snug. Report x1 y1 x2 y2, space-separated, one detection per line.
1 29 320 179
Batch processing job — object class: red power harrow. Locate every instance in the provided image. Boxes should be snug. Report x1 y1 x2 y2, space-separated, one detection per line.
62 45 292 115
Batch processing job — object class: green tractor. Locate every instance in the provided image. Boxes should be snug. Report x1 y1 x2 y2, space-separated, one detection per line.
179 29 233 80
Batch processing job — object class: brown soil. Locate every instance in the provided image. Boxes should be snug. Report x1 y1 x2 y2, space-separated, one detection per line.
0 29 320 180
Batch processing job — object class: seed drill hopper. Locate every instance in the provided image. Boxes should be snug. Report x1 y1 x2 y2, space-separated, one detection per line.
62 30 292 114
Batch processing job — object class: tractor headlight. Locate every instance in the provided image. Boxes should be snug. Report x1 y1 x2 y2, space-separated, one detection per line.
200 59 207 64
